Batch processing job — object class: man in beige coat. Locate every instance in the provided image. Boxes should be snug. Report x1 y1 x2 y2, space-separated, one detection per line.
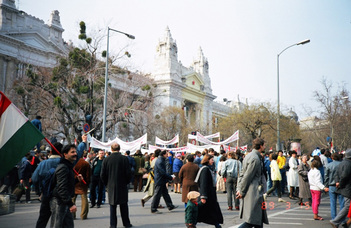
236 138 269 227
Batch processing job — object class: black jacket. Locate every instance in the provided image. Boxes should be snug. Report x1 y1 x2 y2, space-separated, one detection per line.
335 158 351 198
52 158 76 207
154 156 172 186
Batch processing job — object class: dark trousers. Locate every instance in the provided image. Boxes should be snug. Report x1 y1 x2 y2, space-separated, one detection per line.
280 169 287 194
36 195 51 228
109 202 131 228
50 197 74 228
133 174 143 192
90 175 104 206
226 176 239 208
267 180 282 198
151 184 173 212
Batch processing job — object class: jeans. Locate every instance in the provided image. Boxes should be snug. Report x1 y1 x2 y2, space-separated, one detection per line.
36 195 51 228
331 197 350 226
226 176 239 208
329 185 345 220
50 197 74 228
266 180 282 198
151 184 174 212
90 175 104 206
280 169 287 194
109 202 131 227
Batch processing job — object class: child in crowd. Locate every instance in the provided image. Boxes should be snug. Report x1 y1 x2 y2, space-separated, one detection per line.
185 191 201 228
308 159 329 221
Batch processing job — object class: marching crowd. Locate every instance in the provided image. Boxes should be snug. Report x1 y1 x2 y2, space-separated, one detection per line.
1 137 351 228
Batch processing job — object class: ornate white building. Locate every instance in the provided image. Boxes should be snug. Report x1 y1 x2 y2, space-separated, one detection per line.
150 27 234 132
0 0 69 93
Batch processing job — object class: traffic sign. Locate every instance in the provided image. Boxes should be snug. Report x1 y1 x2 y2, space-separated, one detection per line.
83 123 90 133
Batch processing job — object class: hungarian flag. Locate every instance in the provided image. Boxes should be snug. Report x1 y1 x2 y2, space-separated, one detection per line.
0 92 44 178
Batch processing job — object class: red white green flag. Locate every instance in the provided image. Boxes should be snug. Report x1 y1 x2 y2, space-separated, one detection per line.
0 92 44 178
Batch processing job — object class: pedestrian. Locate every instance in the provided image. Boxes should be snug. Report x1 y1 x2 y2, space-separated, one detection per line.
50 144 84 228
277 150 287 195
166 151 174 192
196 154 223 228
287 151 299 199
308 159 329 220
100 143 133 228
194 151 202 167
264 153 286 203
141 149 160 207
125 150 136 188
150 150 178 214
133 149 145 192
31 115 42 150
75 134 87 165
72 157 91 220
330 148 351 228
185 191 201 228
222 151 242 210
324 152 345 220
179 154 199 207
90 150 105 208
297 154 312 206
216 155 226 193
173 153 183 193
236 138 269 228
17 152 33 203
31 142 62 228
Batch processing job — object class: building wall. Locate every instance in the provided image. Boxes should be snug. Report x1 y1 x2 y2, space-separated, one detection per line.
0 0 69 93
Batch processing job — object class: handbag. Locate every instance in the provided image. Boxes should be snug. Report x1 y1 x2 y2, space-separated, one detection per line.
138 167 147 174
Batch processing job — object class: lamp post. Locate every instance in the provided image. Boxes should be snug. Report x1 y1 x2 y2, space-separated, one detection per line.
277 39 310 151
102 27 135 142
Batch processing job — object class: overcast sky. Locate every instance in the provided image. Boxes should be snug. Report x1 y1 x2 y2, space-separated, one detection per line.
19 0 351 119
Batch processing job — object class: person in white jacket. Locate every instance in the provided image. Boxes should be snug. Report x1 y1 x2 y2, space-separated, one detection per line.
288 151 299 199
308 159 329 221
264 153 285 203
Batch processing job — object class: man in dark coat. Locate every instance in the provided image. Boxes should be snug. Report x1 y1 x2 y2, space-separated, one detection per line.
101 143 132 228
330 148 351 228
150 150 178 214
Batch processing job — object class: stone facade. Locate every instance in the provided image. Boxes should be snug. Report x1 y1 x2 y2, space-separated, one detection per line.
0 0 69 93
150 27 234 133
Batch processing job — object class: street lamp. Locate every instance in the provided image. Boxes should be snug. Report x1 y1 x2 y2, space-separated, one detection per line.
102 27 135 142
277 39 310 151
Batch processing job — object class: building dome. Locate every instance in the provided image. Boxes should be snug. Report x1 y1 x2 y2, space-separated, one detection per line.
288 109 298 122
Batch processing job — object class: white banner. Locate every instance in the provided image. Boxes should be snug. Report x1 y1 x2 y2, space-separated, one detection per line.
188 132 220 140
186 143 221 154
155 134 179 146
90 134 147 154
148 144 188 154
196 130 239 145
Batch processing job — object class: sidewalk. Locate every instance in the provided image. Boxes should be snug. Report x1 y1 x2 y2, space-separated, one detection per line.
0 191 336 228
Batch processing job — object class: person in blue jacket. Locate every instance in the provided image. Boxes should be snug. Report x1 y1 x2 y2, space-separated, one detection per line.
173 153 183 193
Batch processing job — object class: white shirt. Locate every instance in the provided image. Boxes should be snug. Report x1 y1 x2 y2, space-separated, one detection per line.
308 168 325 191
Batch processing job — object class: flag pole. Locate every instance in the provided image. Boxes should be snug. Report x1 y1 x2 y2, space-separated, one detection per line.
44 137 87 185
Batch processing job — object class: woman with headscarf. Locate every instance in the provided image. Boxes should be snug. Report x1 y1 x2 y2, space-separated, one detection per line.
196 154 223 228
298 154 312 206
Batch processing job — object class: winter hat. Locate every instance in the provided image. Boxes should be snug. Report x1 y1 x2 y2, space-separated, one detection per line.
187 191 200 200
345 148 351 159
176 153 181 158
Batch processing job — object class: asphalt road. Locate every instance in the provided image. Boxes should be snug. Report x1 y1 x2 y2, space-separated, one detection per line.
0 190 338 228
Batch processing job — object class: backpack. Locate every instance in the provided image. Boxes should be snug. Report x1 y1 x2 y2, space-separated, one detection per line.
41 167 56 197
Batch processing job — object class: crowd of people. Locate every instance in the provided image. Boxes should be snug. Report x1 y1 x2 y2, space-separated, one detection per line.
1 136 351 228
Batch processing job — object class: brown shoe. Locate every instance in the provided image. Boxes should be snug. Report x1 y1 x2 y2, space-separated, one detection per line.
228 207 233 211
141 199 145 207
158 204 164 209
